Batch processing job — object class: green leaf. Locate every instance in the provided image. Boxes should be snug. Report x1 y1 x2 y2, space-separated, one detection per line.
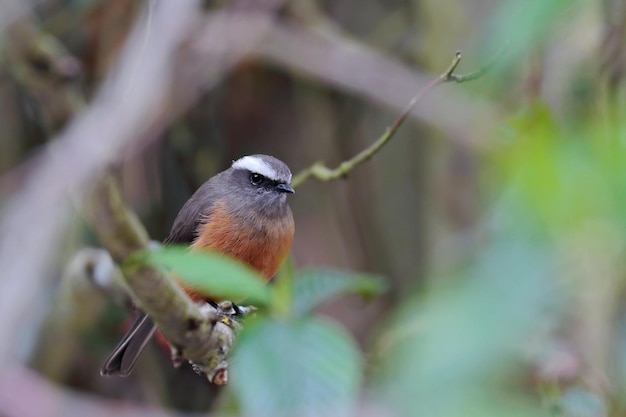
293 268 386 316
229 317 362 417
143 246 272 305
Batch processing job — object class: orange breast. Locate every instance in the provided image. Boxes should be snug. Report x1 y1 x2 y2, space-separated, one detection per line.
185 201 294 300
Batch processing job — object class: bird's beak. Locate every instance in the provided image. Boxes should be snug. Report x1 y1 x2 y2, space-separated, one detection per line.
275 183 295 194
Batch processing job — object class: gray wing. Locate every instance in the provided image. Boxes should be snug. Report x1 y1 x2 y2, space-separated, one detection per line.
163 203 201 244
163 179 220 244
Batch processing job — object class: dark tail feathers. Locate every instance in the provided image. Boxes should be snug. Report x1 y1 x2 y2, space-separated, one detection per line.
100 312 157 377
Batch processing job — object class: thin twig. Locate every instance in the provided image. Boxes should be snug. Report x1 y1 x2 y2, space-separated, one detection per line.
291 49 500 188
447 49 504 83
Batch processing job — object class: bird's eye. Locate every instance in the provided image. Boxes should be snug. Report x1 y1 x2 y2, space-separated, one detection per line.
250 173 264 186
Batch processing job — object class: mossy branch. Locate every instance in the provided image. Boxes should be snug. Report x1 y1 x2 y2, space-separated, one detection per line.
88 176 237 384
291 49 501 188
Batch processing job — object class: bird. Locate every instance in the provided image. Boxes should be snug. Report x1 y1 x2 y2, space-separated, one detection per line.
100 154 295 377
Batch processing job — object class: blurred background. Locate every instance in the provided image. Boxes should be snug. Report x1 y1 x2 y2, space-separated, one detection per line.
0 0 623 416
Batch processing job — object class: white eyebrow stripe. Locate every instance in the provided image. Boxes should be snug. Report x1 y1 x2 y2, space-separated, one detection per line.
232 156 280 181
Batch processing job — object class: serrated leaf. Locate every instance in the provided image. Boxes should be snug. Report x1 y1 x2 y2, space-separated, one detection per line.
293 268 386 316
143 246 272 305
229 317 362 417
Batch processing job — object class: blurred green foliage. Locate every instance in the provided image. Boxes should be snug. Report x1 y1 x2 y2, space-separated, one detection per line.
375 236 555 417
230 317 361 417
488 0 578 61
497 102 626 237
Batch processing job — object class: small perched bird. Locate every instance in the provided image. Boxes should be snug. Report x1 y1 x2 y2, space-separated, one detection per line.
101 154 295 376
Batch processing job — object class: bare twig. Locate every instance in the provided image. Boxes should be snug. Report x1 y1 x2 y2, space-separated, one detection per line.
447 49 504 83
291 50 500 188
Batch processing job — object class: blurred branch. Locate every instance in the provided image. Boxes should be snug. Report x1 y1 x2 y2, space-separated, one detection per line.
0 0 27 33
599 0 626 87
3 20 84 133
0 366 202 417
31 249 123 382
0 366 390 417
259 22 498 146
291 50 499 187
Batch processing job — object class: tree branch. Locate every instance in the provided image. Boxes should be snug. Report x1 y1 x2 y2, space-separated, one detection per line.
291 49 501 188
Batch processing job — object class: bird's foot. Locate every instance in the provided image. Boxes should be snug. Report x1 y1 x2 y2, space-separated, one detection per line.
216 300 257 319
